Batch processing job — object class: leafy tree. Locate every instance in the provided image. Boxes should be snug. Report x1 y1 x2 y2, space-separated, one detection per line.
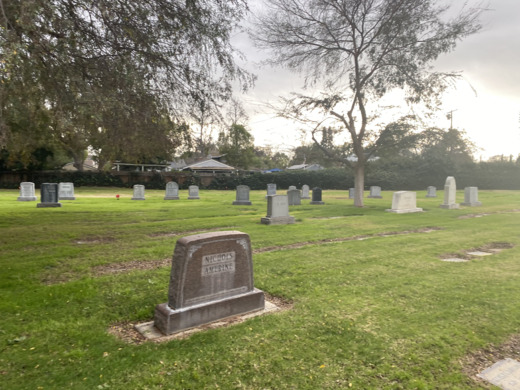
218 124 256 169
253 0 483 206
0 0 252 169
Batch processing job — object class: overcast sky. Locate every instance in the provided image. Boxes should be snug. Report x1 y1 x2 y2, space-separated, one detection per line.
234 0 520 160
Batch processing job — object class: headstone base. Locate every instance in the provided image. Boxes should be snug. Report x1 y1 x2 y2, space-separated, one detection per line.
310 201 325 205
440 203 460 209
131 197 145 200
260 216 295 225
301 196 311 200
17 196 37 201
37 202 62 208
154 288 265 335
386 207 423 214
164 196 180 200
367 196 383 199
188 196 200 200
233 201 252 205
425 195 437 198
59 196 76 200
461 201 482 207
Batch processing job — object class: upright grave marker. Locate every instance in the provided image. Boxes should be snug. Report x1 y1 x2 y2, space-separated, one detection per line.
132 184 146 200
17 182 37 201
265 183 276 199
426 186 437 198
440 176 459 209
461 187 482 207
368 186 382 198
386 191 423 213
37 183 61 208
164 182 180 200
261 195 295 225
188 185 200 200
154 231 265 335
301 185 311 199
288 185 297 190
233 185 252 205
287 188 301 206
58 182 76 200
310 187 325 205
349 188 355 199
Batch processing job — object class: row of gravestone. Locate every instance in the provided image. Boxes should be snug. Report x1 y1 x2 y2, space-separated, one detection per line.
17 182 76 208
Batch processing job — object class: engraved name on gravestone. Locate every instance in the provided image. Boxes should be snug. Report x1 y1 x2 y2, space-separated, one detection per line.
310 187 325 205
426 186 437 198
287 188 301 206
188 185 200 200
261 195 295 225
301 185 311 199
17 182 37 201
132 184 145 200
349 188 355 199
37 183 62 208
386 191 423 214
461 186 482 207
233 185 252 205
368 186 382 198
58 182 76 200
154 231 265 335
265 183 276 199
164 182 180 200
440 176 459 209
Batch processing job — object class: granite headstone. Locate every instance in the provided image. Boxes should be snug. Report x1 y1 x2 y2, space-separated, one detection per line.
58 182 76 200
188 185 200 200
37 183 61 208
265 183 276 199
426 186 437 198
310 187 324 205
386 191 423 213
461 186 482 207
261 195 295 225
17 182 37 201
440 176 459 209
368 186 382 198
132 184 145 200
301 185 311 199
233 185 252 206
287 188 301 206
164 182 180 200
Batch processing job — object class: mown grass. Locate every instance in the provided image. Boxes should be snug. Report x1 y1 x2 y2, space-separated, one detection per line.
1 187 519 389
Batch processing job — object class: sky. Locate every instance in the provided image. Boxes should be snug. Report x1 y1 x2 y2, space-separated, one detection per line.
234 0 520 160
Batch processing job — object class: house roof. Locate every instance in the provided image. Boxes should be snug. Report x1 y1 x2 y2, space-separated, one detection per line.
183 159 235 171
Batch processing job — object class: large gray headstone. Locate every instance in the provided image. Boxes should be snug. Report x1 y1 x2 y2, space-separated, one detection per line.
164 182 180 200
310 187 324 205
301 184 310 199
188 185 200 200
287 188 301 206
132 184 145 200
265 183 276 199
386 191 423 213
18 182 37 201
261 195 295 225
37 183 61 208
154 231 265 335
233 185 252 205
461 186 482 206
440 176 459 209
368 186 382 198
426 186 437 198
58 182 76 200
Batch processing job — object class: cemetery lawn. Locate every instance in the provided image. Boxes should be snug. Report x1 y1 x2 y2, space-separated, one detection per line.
2 187 520 389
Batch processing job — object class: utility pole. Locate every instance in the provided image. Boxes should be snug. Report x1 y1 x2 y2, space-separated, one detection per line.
446 110 458 129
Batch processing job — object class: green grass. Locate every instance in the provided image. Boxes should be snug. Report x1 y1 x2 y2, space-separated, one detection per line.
1 187 520 389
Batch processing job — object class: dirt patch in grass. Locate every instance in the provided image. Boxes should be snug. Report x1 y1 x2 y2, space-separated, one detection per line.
148 227 237 238
462 334 520 388
439 242 515 261
108 292 293 344
92 258 171 276
458 209 520 219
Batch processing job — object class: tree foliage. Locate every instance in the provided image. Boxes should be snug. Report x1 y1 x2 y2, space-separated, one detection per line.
253 0 484 206
0 0 252 169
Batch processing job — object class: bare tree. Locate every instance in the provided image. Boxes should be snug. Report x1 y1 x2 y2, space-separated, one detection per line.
252 0 484 206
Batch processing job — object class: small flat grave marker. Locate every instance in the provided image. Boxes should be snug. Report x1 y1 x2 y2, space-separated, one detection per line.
441 258 469 263
154 231 265 335
478 358 520 390
467 251 493 257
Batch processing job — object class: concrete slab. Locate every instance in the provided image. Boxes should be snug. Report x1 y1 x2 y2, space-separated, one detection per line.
467 251 493 257
441 258 469 263
478 358 520 390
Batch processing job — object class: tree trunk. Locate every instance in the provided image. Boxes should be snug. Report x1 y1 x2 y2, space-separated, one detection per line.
354 163 365 207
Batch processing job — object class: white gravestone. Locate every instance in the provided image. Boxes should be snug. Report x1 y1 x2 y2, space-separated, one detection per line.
301 185 311 199
261 195 295 225
349 188 355 199
368 186 382 198
265 183 276 199
426 186 437 198
440 176 459 209
288 185 297 190
164 182 180 200
17 182 37 201
233 185 252 205
461 186 482 206
58 182 76 200
188 185 200 200
386 191 423 213
287 189 301 206
132 184 145 200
